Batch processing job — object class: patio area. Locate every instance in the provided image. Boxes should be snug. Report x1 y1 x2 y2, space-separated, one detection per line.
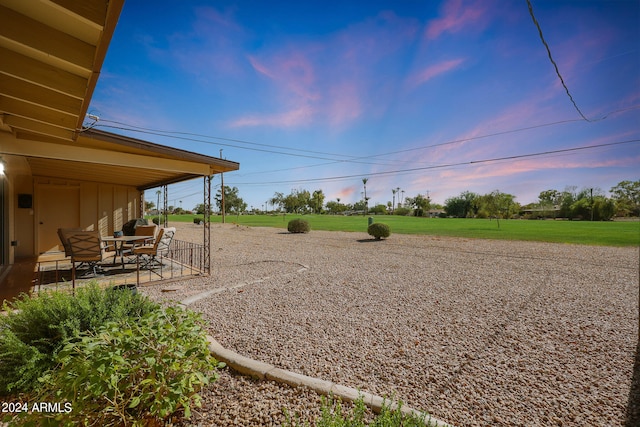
0 238 206 305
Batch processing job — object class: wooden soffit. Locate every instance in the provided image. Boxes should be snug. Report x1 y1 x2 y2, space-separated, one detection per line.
0 0 124 142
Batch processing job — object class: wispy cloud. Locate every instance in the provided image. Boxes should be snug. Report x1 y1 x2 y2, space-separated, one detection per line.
155 6 250 83
228 105 315 128
333 185 359 201
408 58 465 87
228 10 420 129
248 52 320 102
425 0 490 40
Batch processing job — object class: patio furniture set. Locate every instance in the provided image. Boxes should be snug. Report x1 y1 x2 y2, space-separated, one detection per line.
57 224 176 289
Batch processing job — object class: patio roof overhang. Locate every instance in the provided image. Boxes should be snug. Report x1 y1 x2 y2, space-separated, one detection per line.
0 0 240 189
0 0 124 143
0 128 240 189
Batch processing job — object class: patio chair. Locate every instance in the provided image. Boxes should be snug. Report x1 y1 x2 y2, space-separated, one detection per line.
67 231 114 290
122 224 158 258
57 227 82 257
133 227 175 277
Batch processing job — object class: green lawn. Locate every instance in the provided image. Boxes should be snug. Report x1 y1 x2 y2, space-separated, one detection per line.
157 214 639 247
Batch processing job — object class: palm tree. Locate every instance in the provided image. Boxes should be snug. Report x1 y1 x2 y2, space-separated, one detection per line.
362 178 369 215
392 188 397 212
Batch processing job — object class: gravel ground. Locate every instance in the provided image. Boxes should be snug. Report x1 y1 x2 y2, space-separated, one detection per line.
140 222 639 427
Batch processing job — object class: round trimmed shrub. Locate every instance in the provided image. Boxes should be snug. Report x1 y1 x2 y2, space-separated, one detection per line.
287 219 310 233
368 222 390 240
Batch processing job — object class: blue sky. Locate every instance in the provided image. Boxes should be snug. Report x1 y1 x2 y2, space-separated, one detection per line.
89 0 640 211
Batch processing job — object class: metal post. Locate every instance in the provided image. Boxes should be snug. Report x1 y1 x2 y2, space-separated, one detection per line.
203 175 211 275
220 149 225 224
156 190 161 225
163 185 168 227
139 190 145 219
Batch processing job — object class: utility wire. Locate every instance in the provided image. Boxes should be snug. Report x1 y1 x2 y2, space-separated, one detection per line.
95 123 400 167
228 139 640 185
527 0 598 122
94 104 638 173
96 120 371 162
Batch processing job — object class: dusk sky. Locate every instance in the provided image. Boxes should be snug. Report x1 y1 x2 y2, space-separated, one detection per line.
89 0 640 211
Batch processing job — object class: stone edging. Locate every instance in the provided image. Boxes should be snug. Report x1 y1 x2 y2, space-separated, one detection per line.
181 283 455 427
206 335 454 427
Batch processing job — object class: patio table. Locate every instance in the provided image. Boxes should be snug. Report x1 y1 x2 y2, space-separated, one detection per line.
102 235 153 269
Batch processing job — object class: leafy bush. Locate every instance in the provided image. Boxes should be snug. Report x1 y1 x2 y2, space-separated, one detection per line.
393 207 411 216
288 218 310 233
367 223 390 240
369 204 388 215
0 283 158 395
10 306 224 426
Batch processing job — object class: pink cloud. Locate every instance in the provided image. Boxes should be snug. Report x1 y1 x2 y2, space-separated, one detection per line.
327 82 362 127
229 10 420 129
154 6 249 82
409 58 465 87
248 53 320 102
228 105 315 128
425 0 489 40
333 185 359 201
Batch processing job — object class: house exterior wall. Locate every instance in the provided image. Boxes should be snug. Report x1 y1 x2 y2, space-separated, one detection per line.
5 170 141 259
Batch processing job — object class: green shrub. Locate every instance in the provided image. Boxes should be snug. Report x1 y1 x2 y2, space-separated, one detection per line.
367 223 390 240
393 207 411 216
288 218 310 233
10 306 224 426
0 283 158 395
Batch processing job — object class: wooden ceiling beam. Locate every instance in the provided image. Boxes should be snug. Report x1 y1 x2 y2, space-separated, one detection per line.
0 97 77 130
0 5 95 72
49 0 108 27
0 74 83 116
3 116 75 140
0 47 87 98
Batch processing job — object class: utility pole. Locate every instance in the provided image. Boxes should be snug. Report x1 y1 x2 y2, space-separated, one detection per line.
220 149 225 224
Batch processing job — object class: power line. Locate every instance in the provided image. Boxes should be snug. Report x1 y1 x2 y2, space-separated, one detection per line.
95 105 639 174
95 120 392 164
228 139 640 186
526 0 599 122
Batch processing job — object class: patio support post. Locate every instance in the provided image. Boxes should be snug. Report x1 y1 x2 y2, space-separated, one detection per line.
139 190 145 219
163 185 168 227
203 175 211 275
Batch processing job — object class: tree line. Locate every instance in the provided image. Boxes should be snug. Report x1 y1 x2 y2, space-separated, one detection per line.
151 179 639 221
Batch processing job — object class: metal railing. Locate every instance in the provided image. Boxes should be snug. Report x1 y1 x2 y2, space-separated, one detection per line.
33 239 207 291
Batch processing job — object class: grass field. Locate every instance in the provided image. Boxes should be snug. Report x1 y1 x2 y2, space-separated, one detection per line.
156 214 640 247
